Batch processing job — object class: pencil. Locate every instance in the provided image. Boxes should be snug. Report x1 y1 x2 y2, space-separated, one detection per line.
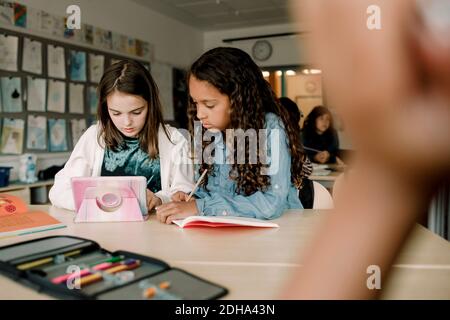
17 250 81 270
52 259 130 285
303 146 322 153
186 169 208 202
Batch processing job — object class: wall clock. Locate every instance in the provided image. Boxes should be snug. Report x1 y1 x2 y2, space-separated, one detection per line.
252 40 272 61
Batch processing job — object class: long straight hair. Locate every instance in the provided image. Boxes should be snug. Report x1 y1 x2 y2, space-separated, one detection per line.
96 60 170 158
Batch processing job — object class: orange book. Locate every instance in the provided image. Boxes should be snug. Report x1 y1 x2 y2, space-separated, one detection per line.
0 194 65 239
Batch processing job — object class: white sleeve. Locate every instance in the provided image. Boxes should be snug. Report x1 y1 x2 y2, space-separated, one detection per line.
155 130 194 203
48 126 98 210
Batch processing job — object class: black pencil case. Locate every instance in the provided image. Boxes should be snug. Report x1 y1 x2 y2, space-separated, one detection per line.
0 235 228 300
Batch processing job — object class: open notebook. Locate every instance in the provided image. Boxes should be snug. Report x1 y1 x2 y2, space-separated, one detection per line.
0 194 65 239
312 164 332 176
172 216 279 228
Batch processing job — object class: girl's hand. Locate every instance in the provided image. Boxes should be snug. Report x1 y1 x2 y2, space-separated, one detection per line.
313 152 324 163
146 190 162 213
336 156 345 166
156 200 198 224
171 191 189 202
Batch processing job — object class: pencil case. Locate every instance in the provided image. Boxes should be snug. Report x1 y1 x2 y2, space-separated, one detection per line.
0 235 228 300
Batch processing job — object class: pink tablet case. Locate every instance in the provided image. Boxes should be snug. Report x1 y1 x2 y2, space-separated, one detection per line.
71 176 148 223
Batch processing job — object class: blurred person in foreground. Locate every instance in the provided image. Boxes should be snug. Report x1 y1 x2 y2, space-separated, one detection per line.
284 0 450 299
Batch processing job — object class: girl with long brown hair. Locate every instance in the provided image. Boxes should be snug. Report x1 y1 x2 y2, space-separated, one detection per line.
49 60 194 212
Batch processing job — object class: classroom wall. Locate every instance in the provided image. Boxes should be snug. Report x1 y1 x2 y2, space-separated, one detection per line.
203 23 311 67
0 2 350 182
0 0 205 181
204 24 353 150
16 0 204 68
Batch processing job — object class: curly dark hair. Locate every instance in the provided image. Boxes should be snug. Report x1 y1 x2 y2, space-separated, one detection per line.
187 47 306 195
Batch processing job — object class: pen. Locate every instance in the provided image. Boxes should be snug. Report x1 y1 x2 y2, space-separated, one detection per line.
88 255 124 267
303 146 322 153
75 260 141 287
186 169 208 202
51 269 92 284
17 250 81 270
50 256 127 284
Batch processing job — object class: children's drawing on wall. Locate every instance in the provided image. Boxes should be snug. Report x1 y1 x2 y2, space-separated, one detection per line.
26 7 42 31
22 38 43 74
27 115 47 150
70 118 86 147
69 50 87 82
13 3 27 28
47 80 65 113
89 54 104 83
0 118 24 154
0 77 22 112
47 45 66 79
48 118 68 152
0 34 18 71
41 12 64 37
84 24 94 45
69 83 84 114
26 77 46 112
126 37 136 55
0 1 14 26
112 33 127 53
93 27 112 50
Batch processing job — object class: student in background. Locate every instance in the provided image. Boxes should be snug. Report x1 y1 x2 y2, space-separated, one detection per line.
155 47 310 223
49 60 194 212
279 97 304 127
301 105 344 165
279 97 315 208
284 0 450 299
304 106 345 165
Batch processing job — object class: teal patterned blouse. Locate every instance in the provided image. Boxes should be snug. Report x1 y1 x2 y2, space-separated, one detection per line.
101 136 161 192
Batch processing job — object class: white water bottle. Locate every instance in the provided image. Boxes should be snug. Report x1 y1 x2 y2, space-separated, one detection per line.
25 155 37 183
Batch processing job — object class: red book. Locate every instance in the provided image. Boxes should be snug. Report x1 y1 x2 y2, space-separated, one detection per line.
172 216 279 228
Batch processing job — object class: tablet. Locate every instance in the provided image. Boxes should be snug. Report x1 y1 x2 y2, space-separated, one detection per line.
71 176 148 222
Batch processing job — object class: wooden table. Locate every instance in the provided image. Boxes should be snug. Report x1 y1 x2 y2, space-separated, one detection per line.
309 164 346 189
0 206 449 299
309 171 342 191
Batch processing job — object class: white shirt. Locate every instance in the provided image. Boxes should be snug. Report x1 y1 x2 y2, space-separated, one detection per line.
49 123 194 211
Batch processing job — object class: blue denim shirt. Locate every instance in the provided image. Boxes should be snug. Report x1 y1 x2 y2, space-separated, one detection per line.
194 113 303 219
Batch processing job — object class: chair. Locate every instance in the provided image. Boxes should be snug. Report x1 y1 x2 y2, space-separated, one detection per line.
312 181 334 209
331 173 347 200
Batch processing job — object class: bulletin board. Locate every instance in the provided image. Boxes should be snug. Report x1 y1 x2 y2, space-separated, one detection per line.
0 27 150 155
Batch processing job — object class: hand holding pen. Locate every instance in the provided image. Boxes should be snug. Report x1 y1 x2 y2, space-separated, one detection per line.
170 169 208 202
156 169 208 224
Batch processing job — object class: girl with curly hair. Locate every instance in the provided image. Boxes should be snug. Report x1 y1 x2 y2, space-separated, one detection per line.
156 47 311 223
